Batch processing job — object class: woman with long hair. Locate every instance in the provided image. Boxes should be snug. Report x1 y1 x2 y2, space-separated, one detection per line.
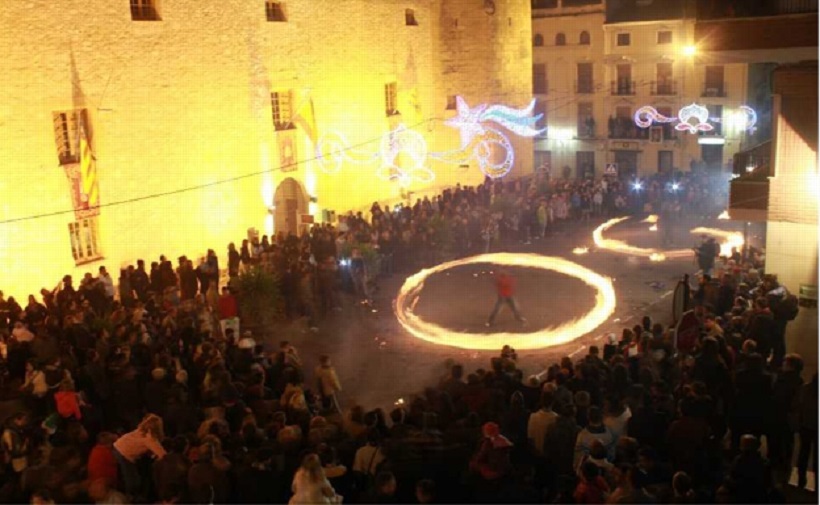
289 453 341 504
112 413 166 497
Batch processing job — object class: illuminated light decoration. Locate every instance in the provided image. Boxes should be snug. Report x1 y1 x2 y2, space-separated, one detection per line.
572 247 589 255
315 131 379 174
592 217 744 261
395 253 616 350
675 103 713 133
634 104 757 135
642 215 658 224
718 210 730 220
377 124 436 187
633 106 676 129
444 96 546 179
316 96 545 181
698 137 726 145
649 224 658 232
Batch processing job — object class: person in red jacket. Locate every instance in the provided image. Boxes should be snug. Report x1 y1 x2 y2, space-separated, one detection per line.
486 270 526 327
54 379 85 420
217 286 240 338
87 432 119 489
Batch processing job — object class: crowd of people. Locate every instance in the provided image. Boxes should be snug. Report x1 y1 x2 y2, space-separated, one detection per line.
0 167 814 504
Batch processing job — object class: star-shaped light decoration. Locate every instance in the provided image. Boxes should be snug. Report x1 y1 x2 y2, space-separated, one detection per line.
445 96 490 149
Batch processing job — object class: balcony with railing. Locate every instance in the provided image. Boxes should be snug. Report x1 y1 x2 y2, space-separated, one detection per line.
577 118 597 139
610 80 636 96
608 117 649 140
650 80 678 96
702 84 727 97
532 0 559 8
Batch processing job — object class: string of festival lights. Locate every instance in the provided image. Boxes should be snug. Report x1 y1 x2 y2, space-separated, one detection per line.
0 78 765 226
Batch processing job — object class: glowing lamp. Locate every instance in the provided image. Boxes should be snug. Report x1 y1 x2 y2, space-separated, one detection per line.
698 137 725 145
671 183 680 191
632 182 643 191
682 45 697 57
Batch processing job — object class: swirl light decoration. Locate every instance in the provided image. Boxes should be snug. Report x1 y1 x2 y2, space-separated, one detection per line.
377 124 436 187
315 131 379 174
315 96 545 181
634 104 758 135
591 216 744 261
395 253 616 350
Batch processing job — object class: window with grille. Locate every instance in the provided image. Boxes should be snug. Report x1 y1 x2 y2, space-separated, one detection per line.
385 82 399 116
130 0 160 21
53 110 82 165
616 33 631 46
271 91 295 131
533 34 544 47
405 8 418 26
577 63 593 93
533 64 547 94
266 1 287 22
657 31 672 44
555 33 566 46
68 218 103 265
579 31 590 45
577 102 594 137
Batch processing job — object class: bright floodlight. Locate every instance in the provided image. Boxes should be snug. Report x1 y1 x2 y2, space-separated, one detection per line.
671 183 680 191
682 45 697 56
633 182 643 191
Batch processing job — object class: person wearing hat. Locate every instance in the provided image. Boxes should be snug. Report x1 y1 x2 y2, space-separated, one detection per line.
470 422 513 482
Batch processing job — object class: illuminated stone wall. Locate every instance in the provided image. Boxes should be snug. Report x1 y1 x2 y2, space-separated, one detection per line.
0 0 533 298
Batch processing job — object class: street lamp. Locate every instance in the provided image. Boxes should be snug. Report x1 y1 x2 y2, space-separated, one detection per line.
681 45 697 57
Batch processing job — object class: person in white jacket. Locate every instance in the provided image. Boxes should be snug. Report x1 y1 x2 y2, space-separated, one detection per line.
290 453 341 505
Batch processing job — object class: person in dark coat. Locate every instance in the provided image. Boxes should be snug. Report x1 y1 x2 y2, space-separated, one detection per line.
796 373 818 490
731 353 772 451
744 297 775 362
729 435 772 503
188 441 230 504
768 354 804 471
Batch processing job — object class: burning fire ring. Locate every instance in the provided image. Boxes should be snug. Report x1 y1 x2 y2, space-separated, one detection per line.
591 216 744 262
395 253 617 351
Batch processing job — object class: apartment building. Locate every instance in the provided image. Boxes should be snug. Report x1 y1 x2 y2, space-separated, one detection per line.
532 0 750 178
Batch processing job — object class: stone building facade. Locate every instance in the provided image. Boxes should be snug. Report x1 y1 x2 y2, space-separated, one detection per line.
0 0 534 298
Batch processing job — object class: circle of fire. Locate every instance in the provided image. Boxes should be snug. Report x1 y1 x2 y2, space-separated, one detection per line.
395 253 617 351
591 216 744 262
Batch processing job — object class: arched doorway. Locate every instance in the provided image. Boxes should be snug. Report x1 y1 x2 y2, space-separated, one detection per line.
273 178 308 237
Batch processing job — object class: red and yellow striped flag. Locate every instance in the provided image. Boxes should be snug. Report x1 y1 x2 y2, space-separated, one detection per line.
293 97 318 147
79 118 99 213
